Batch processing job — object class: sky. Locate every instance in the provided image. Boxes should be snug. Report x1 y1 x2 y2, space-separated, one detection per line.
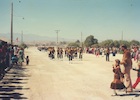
0 0 140 42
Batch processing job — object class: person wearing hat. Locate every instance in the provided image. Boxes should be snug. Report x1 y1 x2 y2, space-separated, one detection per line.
120 45 133 93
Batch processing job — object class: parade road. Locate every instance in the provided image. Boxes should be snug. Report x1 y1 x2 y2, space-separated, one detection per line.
0 47 140 100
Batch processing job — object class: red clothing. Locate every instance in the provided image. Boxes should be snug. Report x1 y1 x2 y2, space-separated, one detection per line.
133 77 140 89
132 68 140 88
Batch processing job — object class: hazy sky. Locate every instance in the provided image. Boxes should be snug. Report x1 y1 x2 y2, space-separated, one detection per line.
0 0 140 41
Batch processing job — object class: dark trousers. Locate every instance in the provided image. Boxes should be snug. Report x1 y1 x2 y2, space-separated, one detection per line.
69 55 72 61
106 53 109 61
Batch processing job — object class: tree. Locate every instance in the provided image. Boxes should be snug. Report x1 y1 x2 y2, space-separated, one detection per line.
93 38 98 44
84 35 98 47
67 40 81 47
60 41 67 45
19 43 28 49
119 40 130 48
113 40 120 48
67 42 80 47
92 44 99 48
75 40 80 44
99 39 113 47
130 40 140 46
98 39 139 48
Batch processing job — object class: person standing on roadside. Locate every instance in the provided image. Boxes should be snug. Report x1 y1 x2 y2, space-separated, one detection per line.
25 56 29 65
134 46 140 62
106 47 110 61
132 62 140 89
120 45 133 93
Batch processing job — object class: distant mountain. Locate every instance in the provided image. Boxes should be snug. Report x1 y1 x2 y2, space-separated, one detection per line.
0 33 51 41
0 33 74 43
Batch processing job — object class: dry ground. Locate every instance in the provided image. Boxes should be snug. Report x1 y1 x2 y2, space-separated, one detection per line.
0 47 140 100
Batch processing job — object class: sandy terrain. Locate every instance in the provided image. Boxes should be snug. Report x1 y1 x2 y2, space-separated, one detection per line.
0 47 140 100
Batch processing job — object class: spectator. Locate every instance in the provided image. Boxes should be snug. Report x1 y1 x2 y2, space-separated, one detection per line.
120 45 133 93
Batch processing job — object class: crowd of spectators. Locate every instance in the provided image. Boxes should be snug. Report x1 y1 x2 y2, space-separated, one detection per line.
0 39 24 79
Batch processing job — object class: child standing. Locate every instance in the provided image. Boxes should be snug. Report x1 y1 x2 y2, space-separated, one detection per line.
110 59 125 96
132 62 140 89
25 56 29 65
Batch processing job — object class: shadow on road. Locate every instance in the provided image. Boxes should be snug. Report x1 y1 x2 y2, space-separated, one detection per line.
112 90 140 97
0 65 30 99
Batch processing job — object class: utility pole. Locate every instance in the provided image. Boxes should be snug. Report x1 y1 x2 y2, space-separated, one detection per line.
81 32 83 47
122 31 123 41
55 30 60 45
11 2 13 45
10 1 22 45
120 31 124 45
21 30 23 44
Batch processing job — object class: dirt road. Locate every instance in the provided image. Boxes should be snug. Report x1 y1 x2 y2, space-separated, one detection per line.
1 47 140 100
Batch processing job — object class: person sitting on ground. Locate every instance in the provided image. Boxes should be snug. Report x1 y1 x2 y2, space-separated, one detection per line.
11 55 18 65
